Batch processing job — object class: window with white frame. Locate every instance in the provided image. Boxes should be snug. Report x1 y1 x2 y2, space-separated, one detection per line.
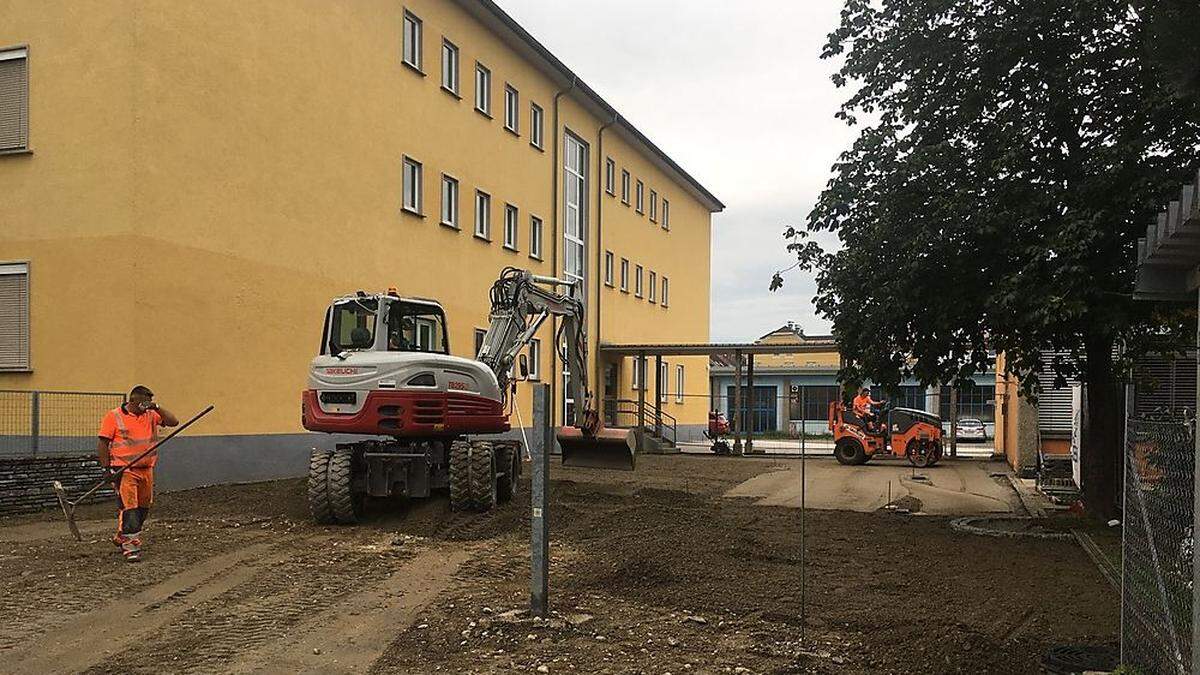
662 198 670 230
402 11 422 70
504 204 518 250
563 133 587 284
0 262 30 371
528 338 541 380
530 102 544 149
631 356 644 390
402 157 422 214
635 180 645 214
661 276 669 307
475 63 491 115
474 190 491 239
648 271 657 303
620 170 630 204
504 85 519 133
604 251 614 286
675 364 684 403
440 174 459 228
659 361 669 403
0 48 29 152
441 39 459 94
635 265 643 297
529 215 543 260
650 190 658 222
619 258 629 292
605 158 615 195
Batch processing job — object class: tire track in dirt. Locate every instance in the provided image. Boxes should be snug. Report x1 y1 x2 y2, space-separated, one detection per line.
225 546 472 674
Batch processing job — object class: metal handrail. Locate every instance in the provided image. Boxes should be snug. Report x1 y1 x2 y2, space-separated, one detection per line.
608 398 677 446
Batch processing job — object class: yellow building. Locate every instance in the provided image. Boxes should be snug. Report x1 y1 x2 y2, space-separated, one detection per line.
0 0 722 488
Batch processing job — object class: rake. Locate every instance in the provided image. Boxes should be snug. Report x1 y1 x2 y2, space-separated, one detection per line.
52 405 214 541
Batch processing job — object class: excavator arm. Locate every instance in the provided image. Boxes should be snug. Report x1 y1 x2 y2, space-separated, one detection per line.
476 267 634 469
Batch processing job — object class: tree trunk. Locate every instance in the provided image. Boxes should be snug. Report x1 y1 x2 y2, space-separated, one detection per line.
1080 333 1123 521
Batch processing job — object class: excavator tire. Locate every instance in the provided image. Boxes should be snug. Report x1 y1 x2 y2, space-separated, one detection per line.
449 440 473 511
468 441 498 511
307 449 336 524
834 438 867 466
327 447 362 523
496 441 520 503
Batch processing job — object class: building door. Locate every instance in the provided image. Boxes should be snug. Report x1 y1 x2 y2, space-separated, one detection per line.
727 385 777 433
603 362 618 426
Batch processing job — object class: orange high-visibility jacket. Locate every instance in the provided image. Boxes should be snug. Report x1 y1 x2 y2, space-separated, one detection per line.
852 394 873 417
99 406 162 468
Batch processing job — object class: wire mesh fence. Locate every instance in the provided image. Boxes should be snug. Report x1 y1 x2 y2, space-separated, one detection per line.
1122 413 1194 675
0 390 125 457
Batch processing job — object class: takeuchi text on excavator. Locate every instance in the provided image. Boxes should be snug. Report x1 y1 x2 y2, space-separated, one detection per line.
301 267 634 523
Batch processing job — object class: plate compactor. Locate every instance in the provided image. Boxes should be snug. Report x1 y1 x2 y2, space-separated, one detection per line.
828 400 944 468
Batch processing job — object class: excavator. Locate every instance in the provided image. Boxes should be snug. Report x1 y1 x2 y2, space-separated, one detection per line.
302 267 634 523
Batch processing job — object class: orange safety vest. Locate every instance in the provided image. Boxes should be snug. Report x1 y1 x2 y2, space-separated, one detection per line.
107 406 160 468
852 394 872 416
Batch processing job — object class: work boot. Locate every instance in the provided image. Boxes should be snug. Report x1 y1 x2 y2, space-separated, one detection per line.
121 533 142 563
112 534 125 548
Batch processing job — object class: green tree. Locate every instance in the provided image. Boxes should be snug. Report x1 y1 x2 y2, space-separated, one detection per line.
779 0 1200 517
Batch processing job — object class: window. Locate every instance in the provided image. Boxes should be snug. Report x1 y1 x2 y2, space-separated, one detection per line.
504 85 519 133
529 215 543 260
441 39 459 94
528 338 541 380
440 174 459 228
504 204 518 250
649 190 658 222
0 48 28 152
620 170 630 205
385 301 449 354
474 328 486 358
635 180 645 214
402 11 422 71
605 158 615 195
635 265 644 297
402 157 422 214
619 258 629 292
530 103 544 149
0 262 30 370
474 190 491 239
675 365 684 403
661 276 669 307
659 361 669 403
648 271 657 303
474 63 491 115
563 133 587 284
604 251 614 286
662 198 670 230
631 356 644 390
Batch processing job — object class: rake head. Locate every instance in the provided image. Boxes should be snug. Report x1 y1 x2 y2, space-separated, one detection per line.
51 480 82 542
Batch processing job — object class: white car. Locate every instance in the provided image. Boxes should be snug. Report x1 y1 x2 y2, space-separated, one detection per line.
955 418 988 442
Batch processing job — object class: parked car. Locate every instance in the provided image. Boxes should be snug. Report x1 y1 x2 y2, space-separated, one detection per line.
955 418 988 442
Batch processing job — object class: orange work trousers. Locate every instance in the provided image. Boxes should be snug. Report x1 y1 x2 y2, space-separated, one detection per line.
114 467 154 536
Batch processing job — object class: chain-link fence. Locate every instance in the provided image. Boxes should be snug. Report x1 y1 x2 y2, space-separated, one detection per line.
0 390 125 456
1122 413 1194 675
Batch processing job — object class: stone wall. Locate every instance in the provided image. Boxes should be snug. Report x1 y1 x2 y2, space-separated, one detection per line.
0 456 113 515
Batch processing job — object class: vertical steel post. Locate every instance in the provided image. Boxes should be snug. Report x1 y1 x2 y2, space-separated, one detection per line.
949 386 959 458
654 354 663 439
800 384 806 637
531 383 551 617
637 352 646 447
1193 289 1200 675
746 353 756 454
30 390 40 455
733 350 743 454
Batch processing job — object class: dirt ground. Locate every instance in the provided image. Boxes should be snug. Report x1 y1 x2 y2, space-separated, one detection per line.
0 455 1116 674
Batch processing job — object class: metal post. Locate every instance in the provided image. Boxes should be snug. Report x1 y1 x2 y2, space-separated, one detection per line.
654 354 663 439
733 350 743 454
637 352 646 441
746 353 756 454
1193 288 1200 675
949 385 959 458
30 390 40 455
531 383 551 617
800 384 806 638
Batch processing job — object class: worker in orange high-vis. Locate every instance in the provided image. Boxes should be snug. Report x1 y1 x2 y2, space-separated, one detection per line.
852 386 882 433
98 385 179 562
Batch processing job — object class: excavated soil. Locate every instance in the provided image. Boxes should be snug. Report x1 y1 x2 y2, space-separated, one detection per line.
0 455 1115 674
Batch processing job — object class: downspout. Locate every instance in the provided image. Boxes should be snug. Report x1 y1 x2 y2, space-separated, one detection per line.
550 76 577 428
596 114 618 420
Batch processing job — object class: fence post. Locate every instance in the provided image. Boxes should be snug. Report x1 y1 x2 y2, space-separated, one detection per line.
29 391 39 455
530 383 551 617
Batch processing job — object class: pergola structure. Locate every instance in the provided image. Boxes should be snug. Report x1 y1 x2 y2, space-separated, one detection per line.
598 342 840 453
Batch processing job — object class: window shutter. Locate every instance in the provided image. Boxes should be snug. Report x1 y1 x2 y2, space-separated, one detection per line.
0 264 30 370
0 49 28 151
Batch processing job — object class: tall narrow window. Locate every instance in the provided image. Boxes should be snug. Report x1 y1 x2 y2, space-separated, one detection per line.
441 39 459 94
504 85 519 133
659 361 669 403
402 11 422 70
529 215 543 260
635 265 644 297
528 338 541 380
620 258 629 292
563 133 588 284
475 190 491 239
440 174 459 228
648 271 657 303
649 190 658 222
504 204 519 250
0 262 30 370
620 170 631 205
662 198 670 230
475 63 491 115
604 251 614 286
631 356 642 389
530 102 544 149
661 276 669 307
402 157 422 214
0 48 29 152
635 180 645 214
675 365 684 403
605 158 615 195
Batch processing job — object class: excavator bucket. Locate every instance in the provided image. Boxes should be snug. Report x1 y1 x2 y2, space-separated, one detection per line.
557 426 636 471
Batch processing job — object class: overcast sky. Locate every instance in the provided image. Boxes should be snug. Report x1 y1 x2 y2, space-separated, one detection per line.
499 0 854 342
